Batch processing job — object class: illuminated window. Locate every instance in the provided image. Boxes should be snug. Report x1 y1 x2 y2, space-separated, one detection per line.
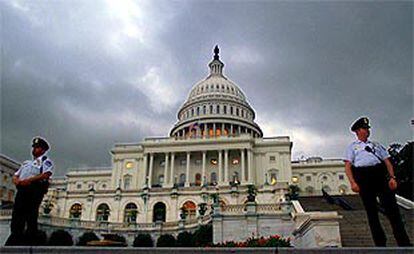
96 203 110 222
210 159 218 165
125 162 133 169
70 204 82 219
232 158 239 165
292 176 299 183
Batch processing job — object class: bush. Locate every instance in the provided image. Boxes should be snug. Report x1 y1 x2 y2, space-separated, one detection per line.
48 230 73 246
77 232 100 246
193 224 212 247
34 230 48 246
156 234 176 247
176 231 194 247
133 233 153 247
213 234 291 247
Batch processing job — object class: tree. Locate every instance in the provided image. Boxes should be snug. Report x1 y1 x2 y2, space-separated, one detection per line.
287 184 300 200
176 231 194 247
389 142 413 200
77 232 99 246
133 233 153 247
48 230 73 246
193 224 212 247
156 234 176 247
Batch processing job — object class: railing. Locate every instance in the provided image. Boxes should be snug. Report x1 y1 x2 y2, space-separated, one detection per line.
220 203 282 215
35 214 212 232
256 204 281 214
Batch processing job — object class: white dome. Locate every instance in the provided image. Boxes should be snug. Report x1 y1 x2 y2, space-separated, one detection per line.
170 46 263 138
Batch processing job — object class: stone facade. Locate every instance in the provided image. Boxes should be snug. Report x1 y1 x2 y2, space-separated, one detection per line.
0 154 19 206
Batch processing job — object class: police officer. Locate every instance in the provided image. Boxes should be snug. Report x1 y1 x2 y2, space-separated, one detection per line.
5 137 54 246
344 117 411 246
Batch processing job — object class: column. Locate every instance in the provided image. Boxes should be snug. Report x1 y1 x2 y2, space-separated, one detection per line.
202 151 206 184
213 123 216 137
148 153 154 187
238 125 241 136
141 154 148 188
230 125 233 136
224 150 229 184
185 152 191 187
247 149 252 183
241 149 246 183
218 150 223 184
163 153 169 187
169 153 175 185
221 123 224 136
203 123 207 139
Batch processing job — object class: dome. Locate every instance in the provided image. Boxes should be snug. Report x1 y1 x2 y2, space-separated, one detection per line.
170 46 263 139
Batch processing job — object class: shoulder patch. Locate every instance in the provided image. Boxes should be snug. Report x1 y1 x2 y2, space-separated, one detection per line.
45 160 53 167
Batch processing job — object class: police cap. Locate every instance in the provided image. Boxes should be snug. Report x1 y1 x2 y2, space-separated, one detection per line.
351 117 371 132
32 137 50 151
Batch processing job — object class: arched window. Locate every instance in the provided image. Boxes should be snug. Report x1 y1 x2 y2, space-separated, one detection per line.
69 203 82 219
96 203 110 222
216 105 220 114
223 105 227 114
123 175 131 190
203 105 206 114
210 172 217 185
153 202 166 222
179 173 186 187
182 201 197 220
124 203 138 223
196 107 200 116
195 173 201 186
210 105 213 114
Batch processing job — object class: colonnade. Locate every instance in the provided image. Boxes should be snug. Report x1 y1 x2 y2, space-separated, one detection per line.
173 122 260 139
143 149 253 188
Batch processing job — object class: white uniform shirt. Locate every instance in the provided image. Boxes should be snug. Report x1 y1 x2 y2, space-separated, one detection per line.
14 154 54 180
344 140 389 167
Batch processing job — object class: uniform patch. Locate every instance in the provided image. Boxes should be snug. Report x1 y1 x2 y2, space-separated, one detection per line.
45 161 52 167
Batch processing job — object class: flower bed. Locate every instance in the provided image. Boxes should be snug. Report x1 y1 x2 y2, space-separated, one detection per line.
212 234 291 247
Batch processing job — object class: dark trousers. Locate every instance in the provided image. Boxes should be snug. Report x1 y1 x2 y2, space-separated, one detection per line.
5 185 44 246
353 164 412 247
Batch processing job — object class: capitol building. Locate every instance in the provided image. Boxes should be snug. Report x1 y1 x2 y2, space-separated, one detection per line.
1 47 352 247
47 46 348 225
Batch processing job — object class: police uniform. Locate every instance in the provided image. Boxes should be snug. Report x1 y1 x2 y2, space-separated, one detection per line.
6 137 53 246
345 117 411 246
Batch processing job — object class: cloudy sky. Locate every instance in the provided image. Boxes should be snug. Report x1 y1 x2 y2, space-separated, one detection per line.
1 0 412 176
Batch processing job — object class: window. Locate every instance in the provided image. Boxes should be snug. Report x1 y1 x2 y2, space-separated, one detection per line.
125 162 134 169
195 173 201 186
210 172 217 185
210 105 213 114
191 108 194 116
203 105 206 114
182 201 197 220
223 105 227 114
195 159 201 165
196 107 200 116
179 174 186 186
124 203 138 223
180 159 186 165
236 108 239 116
76 183 82 190
230 106 233 115
232 172 239 184
306 176 312 181
322 175 328 181
232 158 239 165
88 183 94 190
70 204 82 219
124 175 131 190
210 158 218 165
160 160 165 167
269 156 276 162
339 175 345 180
158 174 164 185
216 105 220 114
96 203 110 222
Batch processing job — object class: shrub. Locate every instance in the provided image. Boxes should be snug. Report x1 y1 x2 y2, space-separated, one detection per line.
133 233 153 247
193 224 212 247
48 230 73 246
77 232 99 246
34 230 48 246
156 234 176 247
213 234 291 247
176 231 194 247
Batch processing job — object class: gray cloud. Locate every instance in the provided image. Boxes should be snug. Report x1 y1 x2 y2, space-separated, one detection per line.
1 1 412 175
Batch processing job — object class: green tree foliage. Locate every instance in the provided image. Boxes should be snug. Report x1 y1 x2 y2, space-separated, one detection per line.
48 230 73 246
133 233 153 247
156 234 176 247
176 231 194 247
287 184 300 200
193 224 212 247
389 142 413 200
77 232 99 246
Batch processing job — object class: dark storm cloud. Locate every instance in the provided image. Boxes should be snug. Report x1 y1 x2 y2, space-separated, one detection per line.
1 1 412 175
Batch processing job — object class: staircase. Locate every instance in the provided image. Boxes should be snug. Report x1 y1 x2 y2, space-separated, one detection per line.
298 195 414 247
